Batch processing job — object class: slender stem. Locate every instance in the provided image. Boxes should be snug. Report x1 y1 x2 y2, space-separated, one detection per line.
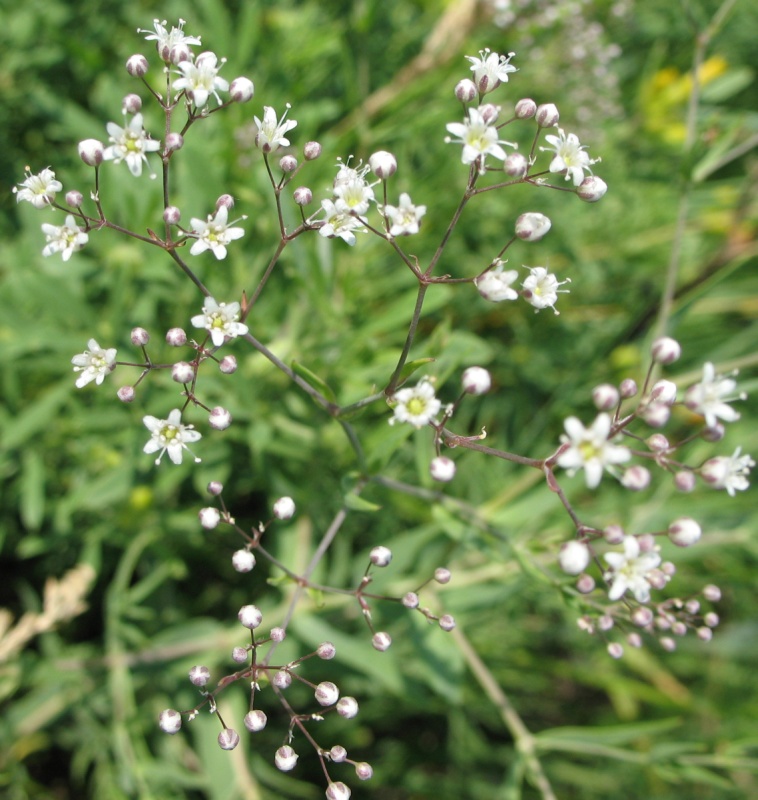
385 282 429 395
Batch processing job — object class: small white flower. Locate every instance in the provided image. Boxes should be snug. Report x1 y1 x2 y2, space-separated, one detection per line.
13 167 62 208
71 339 117 388
103 113 161 177
701 448 754 497
190 297 248 346
684 362 743 429
603 536 661 603
381 193 426 236
139 18 201 60
188 205 246 259
333 177 374 216
557 413 631 488
143 409 202 465
475 262 519 302
465 48 517 94
389 379 441 429
174 51 229 108
540 128 598 186
41 215 89 261
445 106 516 169
318 198 366 246
254 105 297 153
522 266 570 314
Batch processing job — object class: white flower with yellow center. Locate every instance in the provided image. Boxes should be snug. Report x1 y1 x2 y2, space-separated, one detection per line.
71 339 117 388
603 536 661 603
103 113 161 177
381 193 426 237
13 167 62 208
188 206 246 259
143 409 202 465
684 362 744 429
557 413 631 488
389 379 442 429
540 128 598 186
254 105 297 153
522 266 570 314
41 215 89 261
190 297 249 347
174 51 229 108
445 107 516 168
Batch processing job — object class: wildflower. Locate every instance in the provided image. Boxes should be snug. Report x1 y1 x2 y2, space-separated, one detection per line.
475 262 519 302
318 198 366 246
465 48 517 94
540 128 598 186
445 106 516 169
102 113 161 177
41 215 89 261
190 297 248 346
381 193 426 236
333 177 374 216
174 51 229 108
603 536 661 602
13 167 62 208
684 362 743 429
557 413 631 488
143 409 202 465
389 379 441 428
253 104 297 153
521 266 570 314
701 447 754 496
188 205 246 259
139 19 201 62
71 339 117 388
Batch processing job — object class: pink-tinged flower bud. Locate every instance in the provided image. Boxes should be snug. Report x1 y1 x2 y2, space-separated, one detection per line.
672 621 687 636
462 365 492 395
165 132 184 152
117 385 135 403
336 696 359 718
219 355 237 374
158 709 182 734
229 76 255 103
303 141 322 160
209 406 232 430
166 327 187 346
170 43 192 65
503 152 528 178
317 641 336 660
126 54 149 77
674 471 696 493
598 614 614 631
514 97 537 119
238 604 263 629
621 465 651 491
279 154 298 172
402 591 419 608
355 762 373 781
479 103 500 125
293 186 312 205
163 205 181 224
275 745 298 772
647 433 669 452
207 481 224 495
189 665 211 686
326 782 352 800
434 567 451 584
122 93 142 114
439 614 456 632
232 549 256 572
577 176 608 202
696 626 713 642
369 546 392 567
330 745 348 763
369 151 398 180
656 615 671 630
130 327 150 346
660 560 676 576
701 422 725 442
603 524 625 544
637 533 656 552
66 190 83 207
454 78 477 103
592 383 619 411
704 611 719 627
515 212 551 241
685 599 700 614
558 541 591 575
273 496 295 520
703 584 721 602
660 636 676 652
607 642 624 659
627 633 642 648
232 646 248 663
270 626 285 642
371 632 392 652
430 456 456 482
198 507 221 529
215 194 234 210
576 574 595 593
78 139 105 166
668 517 702 547
536 103 559 127
651 379 677 405
172 361 194 383
619 378 638 398
640 402 670 427
631 606 654 627
315 681 340 706
244 710 267 732
272 670 292 689
650 336 681 365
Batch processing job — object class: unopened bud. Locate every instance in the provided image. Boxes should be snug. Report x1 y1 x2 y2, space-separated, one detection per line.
198 507 221 529
122 93 142 114
165 132 184 152
503 152 528 178
455 78 478 103
619 378 638 398
117 385 135 403
515 98 537 119
66 190 83 207
668 517 702 547
293 186 312 205
515 212 551 242
273 496 295 520
577 176 608 202
372 631 392 651
558 540 591 575
172 361 194 383
462 366 491 395
209 406 232 430
78 139 105 167
651 336 682 365
229 76 254 103
232 549 256 572
303 141 322 160
219 355 238 374
536 103 559 127
126 54 149 77
429 456 456 482
279 154 298 173
592 383 619 410
369 150 397 179
165 327 187 346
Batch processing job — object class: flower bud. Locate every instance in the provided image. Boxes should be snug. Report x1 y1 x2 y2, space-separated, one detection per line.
434 567 451 584
293 186 312 205
166 327 187 346
621 465 651 491
647 433 669 452
515 212 551 242
238 604 263 629
122 93 142 114
244 709 267 732
674 471 696 492
607 642 624 659
172 361 194 383
650 336 681 365
672 621 687 636
209 406 232 430
229 76 255 103
576 176 608 202
430 456 456 482
703 584 721 602
592 383 619 411
130 327 150 346
273 670 292 688
126 54 149 77
189 665 211 686
462 365 492 395
637 533 656 552
66 190 83 207
232 549 256 572
158 709 182 734
275 745 298 772
640 402 670 427
558 540 591 575
279 154 298 173
503 152 528 178
619 378 638 398
219 355 237 374
326 782 352 800
355 762 373 780
330 745 348 763
303 141 322 160
696 626 713 642
402 591 419 608
207 481 224 495
439 614 456 631
660 636 676 652
478 103 500 125
336 696 359 718
603 524 625 544
668 517 702 547
631 606 654 627
454 78 477 103
651 379 677 405
701 422 725 442
515 98 537 119
270 626 285 642
685 599 700 614
317 641 336 659
215 194 235 210
170 43 191 65
576 574 595 593
273 496 295 520
315 681 340 706
599 614 614 631
117 385 135 403
165 132 184 152
536 103 559 127
232 646 248 663
162 205 181 225
198 507 221 529
369 546 392 567
372 631 392 651
627 633 642 648
78 139 105 167
369 150 398 179
704 611 719 627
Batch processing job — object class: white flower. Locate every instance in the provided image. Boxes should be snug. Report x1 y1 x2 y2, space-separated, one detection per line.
318 198 366 246
190 297 248 347
41 215 89 261
333 177 374 216
475 262 519 302
102 113 161 177
684 362 743 429
389 379 441 428
13 167 62 208
381 193 426 236
139 19 201 59
465 48 517 93
174 51 229 108
540 128 598 186
188 205 246 259
603 536 661 602
143 409 202 465
254 105 297 153
522 266 570 314
71 339 117 388
701 447 754 496
445 106 516 168
557 413 631 488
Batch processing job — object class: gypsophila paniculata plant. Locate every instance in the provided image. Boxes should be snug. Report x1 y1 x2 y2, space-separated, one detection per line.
14 17 753 797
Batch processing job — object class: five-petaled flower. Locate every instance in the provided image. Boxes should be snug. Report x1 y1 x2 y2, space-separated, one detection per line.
475 262 519 302
188 205 246 259
684 362 743 429
253 105 297 153
13 167 63 208
102 113 161 177
522 266 570 314
174 51 229 108
557 413 631 488
139 18 201 61
540 128 598 186
143 409 202 465
603 536 662 603
190 297 249 347
465 48 517 94
700 447 754 496
445 106 516 169
381 193 427 236
318 199 366 246
389 379 442 429
41 215 89 261
71 339 117 388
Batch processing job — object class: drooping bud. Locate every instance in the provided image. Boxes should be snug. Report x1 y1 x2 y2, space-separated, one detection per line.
515 212 551 242
577 176 608 202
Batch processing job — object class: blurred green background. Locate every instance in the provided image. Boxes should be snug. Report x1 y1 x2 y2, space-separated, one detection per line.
1 0 757 798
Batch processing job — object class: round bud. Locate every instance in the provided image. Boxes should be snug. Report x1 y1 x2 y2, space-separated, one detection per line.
169 43 191 65
462 366 492 395
685 599 700 614
651 336 681 365
172 361 194 384
429 456 456 482
215 194 234 210
78 139 105 167
434 567 451 584
637 533 656 552
317 641 336 660
326 782 352 800
660 560 677 576
165 132 184 152
576 574 595 593
696 626 713 642
330 745 348 763
303 141 322 160
158 709 182 734
640 402 670 428
369 546 392 567
576 176 608 203
232 646 248 663
672 621 687 636
603 524 625 544
219 355 238 374
293 186 312 205
272 670 291 689
279 154 298 173
701 423 725 442
592 383 619 411
166 327 187 346
122 93 142 114
656 615 672 631
619 378 638 398
130 327 150 346
668 517 702 547
369 150 397 179
598 614 614 632
607 642 624 659
207 481 224 495
371 632 392 652
650 379 677 405
660 636 676 652
198 507 221 529
238 604 263 629
336 696 359 718
275 745 298 772
65 190 83 207
126 54 149 77
647 434 669 452
270 626 286 642
229 76 255 103
479 103 500 125
515 212 551 242
704 611 720 627
621 466 651 491
273 496 295 520
631 606 654 627
535 103 559 127
454 78 477 103
244 709 267 732
189 665 211 686
163 205 181 225
355 762 373 781
232 549 256 572
514 97 537 119
117 386 135 403
439 614 456 632
627 633 643 648
315 681 340 706
503 152 528 178
703 584 721 602
558 540 591 575
209 406 232 430
402 592 419 608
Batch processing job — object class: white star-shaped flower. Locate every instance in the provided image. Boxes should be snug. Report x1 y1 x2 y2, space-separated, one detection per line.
603 536 661 603
318 198 366 246
389 379 442 429
446 107 516 169
540 128 598 186
143 409 202 465
190 297 249 347
556 413 631 488
13 167 62 209
71 339 117 388
521 266 570 314
140 18 201 60
103 113 161 177
475 262 519 302
174 51 229 108
188 205 246 259
41 215 89 261
381 193 426 236
684 362 743 429
701 447 754 496
253 105 297 153
465 48 517 93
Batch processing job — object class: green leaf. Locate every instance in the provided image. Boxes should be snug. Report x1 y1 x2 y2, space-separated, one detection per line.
291 360 338 404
